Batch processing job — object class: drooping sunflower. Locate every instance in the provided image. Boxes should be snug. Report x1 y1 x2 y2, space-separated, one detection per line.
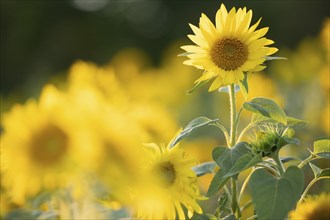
131 142 204 220
181 4 278 91
288 194 330 220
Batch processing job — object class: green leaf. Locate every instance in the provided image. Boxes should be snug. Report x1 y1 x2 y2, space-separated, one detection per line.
238 73 248 99
278 136 300 148
186 79 210 94
4 209 36 220
313 138 330 159
218 192 229 213
192 162 216 177
317 168 330 178
218 84 240 93
212 142 250 173
207 170 229 197
251 114 307 128
249 166 304 220
286 117 308 128
280 156 298 164
170 117 218 147
224 153 262 178
191 213 217 220
309 162 322 178
223 214 236 220
265 56 287 61
35 211 58 220
243 97 287 124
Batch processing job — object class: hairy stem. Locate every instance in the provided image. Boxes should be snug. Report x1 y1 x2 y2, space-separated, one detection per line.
238 169 255 203
229 84 237 147
237 123 256 143
272 151 285 176
228 84 240 218
298 176 330 204
298 154 316 169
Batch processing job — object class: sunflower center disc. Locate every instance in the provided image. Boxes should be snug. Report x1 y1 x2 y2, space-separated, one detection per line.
30 124 68 165
211 38 248 71
156 161 176 187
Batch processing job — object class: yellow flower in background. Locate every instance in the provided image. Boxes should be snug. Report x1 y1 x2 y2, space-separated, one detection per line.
321 101 330 135
271 39 325 85
181 4 277 91
129 103 178 143
67 60 179 144
108 46 197 108
0 85 84 204
54 68 146 202
288 194 330 220
132 142 204 219
68 61 129 108
182 138 219 193
55 196 108 220
320 18 330 54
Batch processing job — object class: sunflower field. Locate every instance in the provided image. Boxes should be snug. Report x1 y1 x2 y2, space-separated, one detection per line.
1 1 329 220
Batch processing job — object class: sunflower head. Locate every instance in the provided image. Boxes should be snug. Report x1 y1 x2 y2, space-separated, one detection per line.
288 194 330 220
181 4 278 91
132 142 204 219
249 125 297 157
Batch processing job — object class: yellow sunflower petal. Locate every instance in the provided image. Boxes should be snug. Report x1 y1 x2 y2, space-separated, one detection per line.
249 17 262 33
200 13 217 35
195 71 217 83
265 39 275 45
250 65 266 72
209 76 225 91
224 7 237 34
174 201 186 220
248 47 269 60
216 4 228 30
248 38 268 52
246 27 269 44
188 34 209 48
181 45 207 54
189 23 203 38
267 47 279 55
236 9 253 33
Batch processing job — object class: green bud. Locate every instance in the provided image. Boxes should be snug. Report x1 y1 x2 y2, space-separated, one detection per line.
249 125 298 157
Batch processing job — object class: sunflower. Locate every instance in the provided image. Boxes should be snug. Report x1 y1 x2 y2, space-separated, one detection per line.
181 4 278 91
288 194 330 220
131 142 204 220
0 85 86 204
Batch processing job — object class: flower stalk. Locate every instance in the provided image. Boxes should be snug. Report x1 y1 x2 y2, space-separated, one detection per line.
229 84 237 147
228 84 240 218
271 151 285 176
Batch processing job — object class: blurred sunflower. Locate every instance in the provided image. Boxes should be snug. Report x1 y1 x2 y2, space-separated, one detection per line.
0 85 84 204
132 142 204 219
288 194 330 220
68 61 129 108
128 103 178 143
58 69 146 203
181 4 277 91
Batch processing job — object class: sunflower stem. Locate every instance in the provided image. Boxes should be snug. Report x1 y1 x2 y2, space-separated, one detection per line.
272 151 285 176
298 176 330 204
228 84 240 218
298 154 316 169
229 84 237 147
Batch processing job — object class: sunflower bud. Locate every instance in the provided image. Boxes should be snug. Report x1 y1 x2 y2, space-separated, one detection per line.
249 125 298 157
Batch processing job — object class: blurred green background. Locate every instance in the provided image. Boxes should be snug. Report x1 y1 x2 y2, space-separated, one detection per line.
1 0 329 97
